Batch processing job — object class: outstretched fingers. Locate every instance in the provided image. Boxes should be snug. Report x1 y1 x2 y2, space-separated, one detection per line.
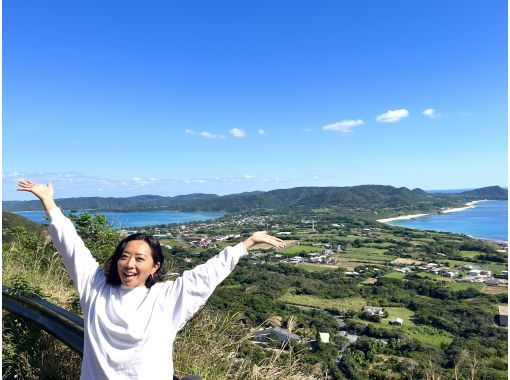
265 235 286 249
17 180 34 191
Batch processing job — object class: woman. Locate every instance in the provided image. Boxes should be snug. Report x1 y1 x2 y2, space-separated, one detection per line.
17 180 285 379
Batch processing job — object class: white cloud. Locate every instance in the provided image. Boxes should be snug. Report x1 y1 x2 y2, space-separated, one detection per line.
376 109 409 123
258 129 266 135
322 119 364 133
230 128 247 138
422 108 440 119
185 129 226 139
244 175 255 180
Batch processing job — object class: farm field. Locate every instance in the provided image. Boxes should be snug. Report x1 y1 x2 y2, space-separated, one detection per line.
361 307 455 347
279 293 367 314
281 244 323 255
298 263 338 272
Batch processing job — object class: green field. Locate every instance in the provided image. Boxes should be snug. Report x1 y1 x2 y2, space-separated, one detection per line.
381 271 406 279
381 307 414 324
459 250 481 258
281 245 323 255
298 263 338 272
365 307 454 347
279 293 366 313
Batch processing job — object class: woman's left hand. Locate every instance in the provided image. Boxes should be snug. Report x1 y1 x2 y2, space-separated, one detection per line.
243 231 286 250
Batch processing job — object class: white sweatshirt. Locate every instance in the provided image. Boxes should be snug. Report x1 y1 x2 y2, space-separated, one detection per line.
47 207 248 380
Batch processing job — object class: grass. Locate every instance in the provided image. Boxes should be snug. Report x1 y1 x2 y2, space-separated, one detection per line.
298 263 338 272
444 282 484 291
407 326 454 347
459 250 480 258
434 259 507 274
381 271 406 279
381 307 414 324
278 293 366 313
281 245 323 256
339 254 395 263
358 306 455 347
346 247 387 255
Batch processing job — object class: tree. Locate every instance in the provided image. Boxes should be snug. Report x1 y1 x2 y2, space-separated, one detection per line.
67 211 121 263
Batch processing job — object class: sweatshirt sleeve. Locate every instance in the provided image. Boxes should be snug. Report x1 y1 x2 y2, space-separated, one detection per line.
47 208 101 303
167 242 249 331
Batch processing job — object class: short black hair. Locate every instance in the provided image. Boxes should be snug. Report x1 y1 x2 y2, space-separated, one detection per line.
104 233 164 288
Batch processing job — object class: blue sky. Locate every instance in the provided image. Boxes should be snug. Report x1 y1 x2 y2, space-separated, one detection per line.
3 0 508 200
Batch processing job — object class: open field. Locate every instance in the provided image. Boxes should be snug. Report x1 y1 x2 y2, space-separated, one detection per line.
365 242 395 248
459 250 481 258
298 263 338 272
391 258 425 265
281 244 323 255
407 325 454 347
362 307 455 347
381 307 414 324
279 293 367 313
481 285 508 295
381 271 406 279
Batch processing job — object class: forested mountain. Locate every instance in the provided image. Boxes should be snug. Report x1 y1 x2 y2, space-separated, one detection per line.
3 185 507 213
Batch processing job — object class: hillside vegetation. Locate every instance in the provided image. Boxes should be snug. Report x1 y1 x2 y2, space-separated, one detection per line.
3 185 507 213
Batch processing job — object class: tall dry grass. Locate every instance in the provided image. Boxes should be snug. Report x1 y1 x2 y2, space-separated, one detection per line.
174 308 325 380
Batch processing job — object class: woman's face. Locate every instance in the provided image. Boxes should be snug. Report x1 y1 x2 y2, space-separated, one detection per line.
117 240 160 287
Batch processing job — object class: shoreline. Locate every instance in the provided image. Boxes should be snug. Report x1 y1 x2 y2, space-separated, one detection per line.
376 200 484 224
376 200 507 245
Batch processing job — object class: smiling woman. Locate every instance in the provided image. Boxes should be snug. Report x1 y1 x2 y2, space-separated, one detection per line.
105 234 164 288
16 180 286 380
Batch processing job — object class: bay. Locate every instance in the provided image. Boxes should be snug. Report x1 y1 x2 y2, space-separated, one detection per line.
386 200 508 243
14 210 225 228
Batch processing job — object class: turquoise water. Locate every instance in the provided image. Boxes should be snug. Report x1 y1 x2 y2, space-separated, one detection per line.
14 210 225 228
386 200 508 243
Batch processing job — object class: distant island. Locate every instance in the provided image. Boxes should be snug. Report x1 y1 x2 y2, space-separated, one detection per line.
3 185 507 215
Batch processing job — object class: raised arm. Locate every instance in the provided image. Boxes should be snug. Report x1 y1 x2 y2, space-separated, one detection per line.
168 231 286 331
17 180 100 303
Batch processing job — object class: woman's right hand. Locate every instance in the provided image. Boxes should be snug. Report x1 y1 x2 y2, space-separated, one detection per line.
17 180 57 211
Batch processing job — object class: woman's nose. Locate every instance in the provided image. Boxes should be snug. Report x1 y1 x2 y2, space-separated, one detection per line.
125 257 136 268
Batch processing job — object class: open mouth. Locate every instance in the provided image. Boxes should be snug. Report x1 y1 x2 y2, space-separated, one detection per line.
123 272 137 280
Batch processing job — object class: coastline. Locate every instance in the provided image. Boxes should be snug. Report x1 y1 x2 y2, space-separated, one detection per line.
376 200 484 224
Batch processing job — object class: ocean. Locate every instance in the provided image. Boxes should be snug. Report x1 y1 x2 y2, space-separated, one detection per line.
385 200 508 243
13 210 225 229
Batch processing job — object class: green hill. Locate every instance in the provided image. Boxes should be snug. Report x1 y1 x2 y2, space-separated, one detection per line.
3 185 507 213
2 211 47 242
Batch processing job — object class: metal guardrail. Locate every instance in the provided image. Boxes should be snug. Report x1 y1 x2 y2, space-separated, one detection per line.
2 285 199 380
2 285 84 354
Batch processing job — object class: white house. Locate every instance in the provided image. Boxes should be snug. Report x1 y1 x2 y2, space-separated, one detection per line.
319 332 330 343
363 306 384 316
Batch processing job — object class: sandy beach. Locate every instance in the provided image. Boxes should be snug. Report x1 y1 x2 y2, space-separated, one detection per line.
376 200 484 224
376 213 430 223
